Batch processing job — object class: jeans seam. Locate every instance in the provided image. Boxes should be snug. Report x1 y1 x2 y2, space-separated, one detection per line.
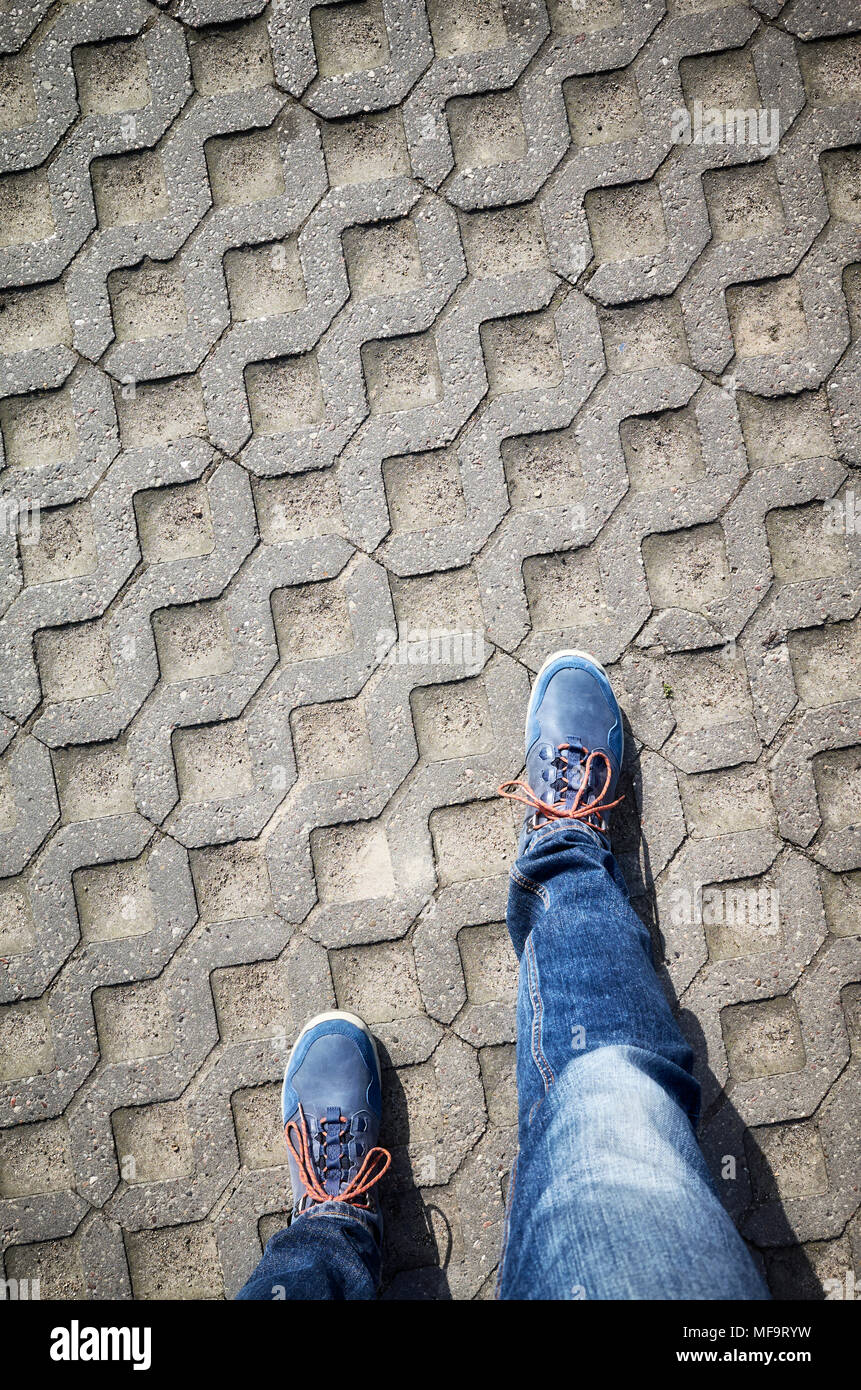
510 863 549 908
525 936 555 1094
526 823 605 853
298 1202 378 1238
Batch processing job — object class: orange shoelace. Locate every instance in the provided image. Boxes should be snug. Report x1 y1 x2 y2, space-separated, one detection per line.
498 745 623 832
285 1103 391 1208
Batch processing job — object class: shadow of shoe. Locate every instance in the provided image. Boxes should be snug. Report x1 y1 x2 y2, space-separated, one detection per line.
376 1042 454 1300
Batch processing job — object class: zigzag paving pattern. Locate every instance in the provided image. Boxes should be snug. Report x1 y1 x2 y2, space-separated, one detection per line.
0 0 859 1300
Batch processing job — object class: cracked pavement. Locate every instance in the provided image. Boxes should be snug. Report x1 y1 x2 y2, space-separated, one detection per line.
0 0 859 1300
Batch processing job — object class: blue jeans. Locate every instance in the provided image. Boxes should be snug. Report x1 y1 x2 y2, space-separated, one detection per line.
236 823 769 1301
236 1203 380 1300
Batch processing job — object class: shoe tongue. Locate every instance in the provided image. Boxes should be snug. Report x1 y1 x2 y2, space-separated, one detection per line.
556 739 585 807
317 1105 351 1197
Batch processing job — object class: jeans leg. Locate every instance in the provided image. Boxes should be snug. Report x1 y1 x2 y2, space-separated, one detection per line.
498 823 769 1301
235 1204 380 1300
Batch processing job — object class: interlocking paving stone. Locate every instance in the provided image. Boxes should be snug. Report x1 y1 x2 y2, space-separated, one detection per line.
0 0 859 1302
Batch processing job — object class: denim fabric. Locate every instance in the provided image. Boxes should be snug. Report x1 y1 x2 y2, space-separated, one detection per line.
235 1202 380 1300
497 823 768 1301
236 822 768 1301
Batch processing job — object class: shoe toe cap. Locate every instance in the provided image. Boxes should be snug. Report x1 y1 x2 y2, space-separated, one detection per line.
528 661 622 771
283 1022 381 1127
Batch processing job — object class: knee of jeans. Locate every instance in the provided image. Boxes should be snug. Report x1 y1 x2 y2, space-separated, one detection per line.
541 1044 701 1150
606 1038 699 1125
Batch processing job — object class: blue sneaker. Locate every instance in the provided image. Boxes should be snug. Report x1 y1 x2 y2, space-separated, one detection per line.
499 650 624 839
282 1010 390 1224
